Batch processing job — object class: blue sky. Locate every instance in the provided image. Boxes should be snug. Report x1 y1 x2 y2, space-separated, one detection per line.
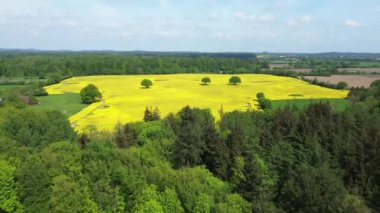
0 0 379 52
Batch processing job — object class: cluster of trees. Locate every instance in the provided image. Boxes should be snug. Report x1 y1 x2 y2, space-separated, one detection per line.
301 77 349 89
0 53 268 78
256 92 272 110
0 83 48 107
0 80 379 212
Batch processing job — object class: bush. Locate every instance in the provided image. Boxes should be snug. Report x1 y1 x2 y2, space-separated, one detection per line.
337 81 349 90
201 77 211 85
229 76 241 85
80 84 102 104
141 79 153 88
257 92 272 110
256 92 265 99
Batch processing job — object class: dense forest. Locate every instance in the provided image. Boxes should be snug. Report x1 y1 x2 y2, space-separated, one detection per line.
0 52 266 78
0 77 379 212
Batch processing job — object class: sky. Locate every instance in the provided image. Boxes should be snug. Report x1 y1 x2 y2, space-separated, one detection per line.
0 0 379 52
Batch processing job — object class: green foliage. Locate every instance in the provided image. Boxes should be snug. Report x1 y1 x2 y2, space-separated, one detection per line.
80 84 102 104
214 194 251 213
201 77 211 85
337 81 349 89
0 53 265 77
133 185 163 213
141 79 153 88
50 174 97 213
256 92 265 99
144 106 160 122
3 109 76 147
229 76 241 85
0 160 23 213
46 73 63 85
194 193 214 212
159 188 184 213
256 92 272 110
17 155 51 213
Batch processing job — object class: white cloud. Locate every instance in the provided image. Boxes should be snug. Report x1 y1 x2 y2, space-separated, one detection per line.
120 32 133 39
213 33 232 39
287 15 312 27
235 12 275 26
344 20 361 27
210 12 219 20
158 0 170 8
59 20 79 27
155 30 181 37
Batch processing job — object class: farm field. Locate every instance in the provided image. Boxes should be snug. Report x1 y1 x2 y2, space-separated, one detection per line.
304 75 380 88
45 74 349 132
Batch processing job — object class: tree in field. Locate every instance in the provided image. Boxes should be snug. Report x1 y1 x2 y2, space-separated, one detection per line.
201 77 211 85
256 92 265 99
229 76 241 85
141 79 153 88
80 84 102 104
337 81 349 89
256 92 272 110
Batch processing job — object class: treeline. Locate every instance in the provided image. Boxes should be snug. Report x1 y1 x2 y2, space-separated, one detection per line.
301 76 349 89
0 53 267 78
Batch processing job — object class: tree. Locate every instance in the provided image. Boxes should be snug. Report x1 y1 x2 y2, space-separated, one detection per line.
257 92 272 110
144 106 160 122
194 193 214 212
50 175 97 213
80 84 102 104
159 188 184 213
0 160 23 213
133 185 164 213
229 76 241 85
46 73 62 85
201 77 211 85
141 79 153 88
337 81 349 89
256 92 265 99
17 155 51 213
173 106 205 167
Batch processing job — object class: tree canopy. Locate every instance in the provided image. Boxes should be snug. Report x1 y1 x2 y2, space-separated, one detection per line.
229 76 241 85
201 77 211 85
141 79 153 88
80 84 102 104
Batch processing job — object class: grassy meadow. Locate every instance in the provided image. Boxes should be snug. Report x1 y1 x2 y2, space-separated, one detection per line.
31 93 87 117
45 74 349 132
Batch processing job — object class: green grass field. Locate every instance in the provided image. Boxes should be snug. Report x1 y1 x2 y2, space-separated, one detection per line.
272 98 349 111
0 85 25 91
31 93 87 117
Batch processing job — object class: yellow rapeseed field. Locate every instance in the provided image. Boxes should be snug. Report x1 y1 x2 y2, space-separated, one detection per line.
45 74 349 132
